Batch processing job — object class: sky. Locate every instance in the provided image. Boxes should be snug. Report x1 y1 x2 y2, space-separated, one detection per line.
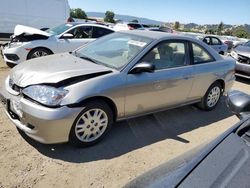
69 0 250 25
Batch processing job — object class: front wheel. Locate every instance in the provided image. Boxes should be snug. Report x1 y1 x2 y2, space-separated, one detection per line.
27 48 52 60
197 82 222 111
69 101 113 147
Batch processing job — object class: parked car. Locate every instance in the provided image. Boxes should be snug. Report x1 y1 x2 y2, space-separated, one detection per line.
125 91 250 188
148 26 173 33
230 40 250 78
1 22 114 67
113 23 144 31
0 30 235 147
0 0 70 38
199 36 228 55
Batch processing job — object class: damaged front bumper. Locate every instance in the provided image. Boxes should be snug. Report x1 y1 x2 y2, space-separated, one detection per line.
0 87 83 144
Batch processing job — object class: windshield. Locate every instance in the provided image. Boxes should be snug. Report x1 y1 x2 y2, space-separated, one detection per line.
46 23 74 35
76 32 153 70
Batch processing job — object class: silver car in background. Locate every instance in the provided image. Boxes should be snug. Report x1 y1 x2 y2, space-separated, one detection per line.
231 40 250 78
0 31 235 147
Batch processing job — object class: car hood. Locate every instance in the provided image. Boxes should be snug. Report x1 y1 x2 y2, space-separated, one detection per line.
14 25 51 37
10 53 113 88
235 45 250 58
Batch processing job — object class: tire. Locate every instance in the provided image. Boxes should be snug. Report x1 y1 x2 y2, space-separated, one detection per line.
219 51 224 55
27 48 52 60
6 62 16 68
197 82 222 111
69 100 113 147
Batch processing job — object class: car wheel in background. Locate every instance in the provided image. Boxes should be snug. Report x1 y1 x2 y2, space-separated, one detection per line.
198 81 222 111
219 51 224 55
6 62 16 68
69 100 113 147
27 48 52 60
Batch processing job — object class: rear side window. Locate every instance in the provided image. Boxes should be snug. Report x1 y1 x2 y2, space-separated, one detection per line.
67 26 93 39
192 43 214 64
92 27 114 38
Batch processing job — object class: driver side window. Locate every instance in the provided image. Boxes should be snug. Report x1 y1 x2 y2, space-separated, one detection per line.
67 26 93 39
141 41 186 70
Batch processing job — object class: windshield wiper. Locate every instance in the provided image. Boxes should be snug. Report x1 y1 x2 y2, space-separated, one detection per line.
79 55 98 64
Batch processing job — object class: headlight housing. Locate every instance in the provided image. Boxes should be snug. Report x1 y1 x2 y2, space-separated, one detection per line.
231 51 238 60
22 85 68 107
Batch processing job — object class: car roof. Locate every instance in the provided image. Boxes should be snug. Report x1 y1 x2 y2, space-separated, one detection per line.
118 30 195 40
65 22 114 30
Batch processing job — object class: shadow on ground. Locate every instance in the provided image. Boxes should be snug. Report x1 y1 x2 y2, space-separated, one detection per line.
236 76 250 85
19 97 233 163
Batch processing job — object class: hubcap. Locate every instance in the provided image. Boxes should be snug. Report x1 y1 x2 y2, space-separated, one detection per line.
207 86 221 107
31 50 48 58
75 108 108 142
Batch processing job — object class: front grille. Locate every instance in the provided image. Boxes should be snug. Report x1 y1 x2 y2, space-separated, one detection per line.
238 54 250 64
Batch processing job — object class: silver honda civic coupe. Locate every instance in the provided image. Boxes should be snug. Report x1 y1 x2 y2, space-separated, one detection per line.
0 30 235 147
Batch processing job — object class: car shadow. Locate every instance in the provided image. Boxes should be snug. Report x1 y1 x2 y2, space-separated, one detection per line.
19 97 233 163
236 76 250 84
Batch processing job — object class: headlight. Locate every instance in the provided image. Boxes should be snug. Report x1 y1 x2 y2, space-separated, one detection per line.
8 42 23 48
22 85 68 106
231 51 238 60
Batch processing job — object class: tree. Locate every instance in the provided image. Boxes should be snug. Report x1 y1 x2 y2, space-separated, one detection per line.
104 11 115 23
217 21 224 35
131 19 139 23
205 28 216 35
70 8 87 19
233 27 249 38
174 21 180 30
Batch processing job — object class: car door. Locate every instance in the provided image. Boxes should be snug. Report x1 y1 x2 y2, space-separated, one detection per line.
57 26 95 52
188 42 218 99
124 40 195 117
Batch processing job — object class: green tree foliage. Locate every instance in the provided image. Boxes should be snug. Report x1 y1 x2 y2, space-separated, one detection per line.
205 28 216 35
104 11 115 23
233 27 250 38
131 19 139 23
70 8 87 19
174 21 180 30
217 21 224 35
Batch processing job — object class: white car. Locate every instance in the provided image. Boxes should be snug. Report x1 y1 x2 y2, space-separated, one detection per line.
113 23 145 31
197 36 228 55
1 23 114 67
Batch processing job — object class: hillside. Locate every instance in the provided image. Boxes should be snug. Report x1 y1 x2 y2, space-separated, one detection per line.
87 12 164 25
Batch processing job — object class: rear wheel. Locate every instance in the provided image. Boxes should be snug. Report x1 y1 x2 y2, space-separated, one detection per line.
197 82 222 111
69 101 113 147
27 48 52 60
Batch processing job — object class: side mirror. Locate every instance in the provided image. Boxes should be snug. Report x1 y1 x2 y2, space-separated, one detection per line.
61 33 74 39
226 90 250 119
129 62 155 74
